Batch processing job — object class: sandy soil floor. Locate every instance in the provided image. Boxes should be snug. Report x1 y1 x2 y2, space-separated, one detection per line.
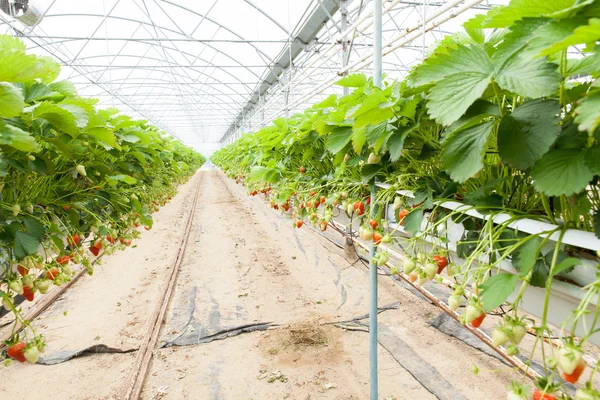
1 170 522 400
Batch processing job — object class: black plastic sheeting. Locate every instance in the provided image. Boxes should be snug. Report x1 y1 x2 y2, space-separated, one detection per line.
37 344 137 365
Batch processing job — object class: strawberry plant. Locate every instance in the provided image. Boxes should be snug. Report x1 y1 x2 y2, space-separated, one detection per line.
213 0 600 396
0 36 205 363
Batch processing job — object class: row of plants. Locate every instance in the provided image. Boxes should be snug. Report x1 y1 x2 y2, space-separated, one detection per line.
212 1 600 398
0 35 205 365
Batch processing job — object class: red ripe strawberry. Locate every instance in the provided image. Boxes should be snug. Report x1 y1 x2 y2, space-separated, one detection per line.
310 191 316 197
46 267 60 280
373 231 383 245
7 342 27 363
296 220 304 228
398 209 409 225
89 245 100 257
563 363 585 383
56 255 71 265
22 286 34 302
300 203 305 210
94 239 104 249
67 233 80 247
144 226 151 231
355 202 365 216
299 166 306 174
306 202 312 208
432 255 449 274
471 313 486 328
533 390 557 400
63 205 71 211
320 196 326 205
369 219 378 230
319 221 328 232
133 222 140 228
106 236 116 244
365 197 371 205
17 264 29 276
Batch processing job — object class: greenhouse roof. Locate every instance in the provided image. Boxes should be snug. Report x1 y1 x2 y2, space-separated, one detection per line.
0 0 508 149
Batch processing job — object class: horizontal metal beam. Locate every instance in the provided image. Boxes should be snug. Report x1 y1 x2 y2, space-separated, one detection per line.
19 35 297 43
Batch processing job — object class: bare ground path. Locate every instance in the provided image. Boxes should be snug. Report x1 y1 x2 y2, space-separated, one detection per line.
1 170 521 399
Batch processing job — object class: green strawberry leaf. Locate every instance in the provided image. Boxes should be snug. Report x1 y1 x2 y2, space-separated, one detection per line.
441 121 496 183
498 99 561 169
531 149 594 196
0 82 24 118
479 273 519 312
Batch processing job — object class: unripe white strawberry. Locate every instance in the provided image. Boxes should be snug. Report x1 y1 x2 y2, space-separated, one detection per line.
12 204 21 216
368 152 381 164
492 327 510 347
448 294 462 311
27 154 35 161
75 165 87 177
465 304 482 324
24 346 39 364
403 258 416 274
9 280 24 295
424 262 437 280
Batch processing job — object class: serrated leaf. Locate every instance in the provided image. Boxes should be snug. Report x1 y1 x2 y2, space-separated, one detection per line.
495 54 560 98
0 82 24 118
479 273 518 312
365 122 387 146
32 102 79 135
313 94 337 109
86 127 118 148
585 145 600 174
551 257 582 277
0 120 39 152
442 121 495 183
352 126 367 153
48 80 77 97
0 38 60 83
515 236 541 277
567 53 600 76
325 126 353 155
15 231 39 260
427 72 492 126
483 0 591 28
531 149 594 196
336 74 367 88
24 216 45 241
403 208 424 236
575 89 600 134
463 14 486 44
541 18 600 56
411 44 492 88
498 99 561 169
361 164 381 184
388 127 412 162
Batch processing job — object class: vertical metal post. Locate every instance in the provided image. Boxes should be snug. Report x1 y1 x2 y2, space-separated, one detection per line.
371 1 383 399
283 68 290 118
341 0 349 97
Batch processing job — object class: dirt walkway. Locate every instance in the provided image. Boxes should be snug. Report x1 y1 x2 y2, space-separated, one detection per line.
1 170 521 399
141 171 520 400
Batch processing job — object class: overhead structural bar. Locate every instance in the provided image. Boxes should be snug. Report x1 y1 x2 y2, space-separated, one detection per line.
221 0 340 142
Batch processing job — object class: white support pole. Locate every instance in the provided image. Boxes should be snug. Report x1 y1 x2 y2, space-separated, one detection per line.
370 3 383 400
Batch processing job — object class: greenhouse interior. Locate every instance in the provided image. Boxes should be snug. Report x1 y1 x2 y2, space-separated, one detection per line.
0 0 599 399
